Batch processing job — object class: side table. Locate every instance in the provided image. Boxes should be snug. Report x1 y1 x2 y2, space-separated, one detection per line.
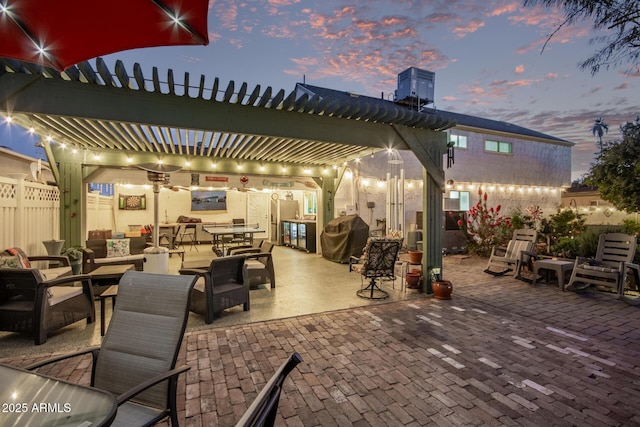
532 259 574 291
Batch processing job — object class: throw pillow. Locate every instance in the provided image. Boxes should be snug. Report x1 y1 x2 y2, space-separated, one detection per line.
0 255 21 268
106 239 131 258
3 248 31 268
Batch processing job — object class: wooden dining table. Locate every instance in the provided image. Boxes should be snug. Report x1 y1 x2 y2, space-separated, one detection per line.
0 362 117 426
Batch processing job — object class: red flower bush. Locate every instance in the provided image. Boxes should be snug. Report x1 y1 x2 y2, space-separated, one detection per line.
461 187 512 257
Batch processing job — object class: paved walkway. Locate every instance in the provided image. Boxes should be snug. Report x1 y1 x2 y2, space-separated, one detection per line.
5 257 640 426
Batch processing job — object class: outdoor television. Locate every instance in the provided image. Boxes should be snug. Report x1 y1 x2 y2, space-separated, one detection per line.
191 190 227 211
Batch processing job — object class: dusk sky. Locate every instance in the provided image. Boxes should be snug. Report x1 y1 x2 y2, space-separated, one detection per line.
1 0 638 181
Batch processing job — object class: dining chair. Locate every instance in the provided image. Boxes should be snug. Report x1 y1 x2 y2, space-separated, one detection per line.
26 271 197 426
175 223 198 251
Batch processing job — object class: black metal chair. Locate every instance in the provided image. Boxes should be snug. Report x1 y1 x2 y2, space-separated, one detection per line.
235 352 303 427
352 238 402 300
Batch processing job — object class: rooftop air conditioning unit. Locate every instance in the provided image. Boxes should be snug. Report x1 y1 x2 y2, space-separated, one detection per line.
394 67 435 107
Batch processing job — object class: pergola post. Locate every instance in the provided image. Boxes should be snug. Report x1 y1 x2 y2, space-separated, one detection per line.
56 160 84 248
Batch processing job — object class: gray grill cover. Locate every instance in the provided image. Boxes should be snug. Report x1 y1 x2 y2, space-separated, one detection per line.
321 215 370 263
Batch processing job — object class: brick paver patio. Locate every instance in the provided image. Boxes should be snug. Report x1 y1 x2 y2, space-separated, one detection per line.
4 257 640 426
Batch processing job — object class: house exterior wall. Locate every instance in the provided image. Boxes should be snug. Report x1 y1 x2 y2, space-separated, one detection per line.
340 127 572 250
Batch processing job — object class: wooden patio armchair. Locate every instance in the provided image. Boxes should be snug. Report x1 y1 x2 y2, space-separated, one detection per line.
484 229 537 277
566 233 637 296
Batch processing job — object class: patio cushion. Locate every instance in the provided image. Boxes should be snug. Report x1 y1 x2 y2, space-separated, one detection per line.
3 248 31 268
106 239 130 258
41 266 73 280
47 286 83 306
0 256 21 269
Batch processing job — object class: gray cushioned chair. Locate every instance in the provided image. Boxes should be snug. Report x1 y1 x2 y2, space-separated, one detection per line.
0 268 94 345
26 271 197 426
180 255 250 324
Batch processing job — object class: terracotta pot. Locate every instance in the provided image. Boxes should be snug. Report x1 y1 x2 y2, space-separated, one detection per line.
408 250 423 264
432 280 453 300
406 272 421 289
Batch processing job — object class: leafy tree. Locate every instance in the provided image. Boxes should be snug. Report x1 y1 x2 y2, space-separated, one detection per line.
585 117 640 211
522 0 640 75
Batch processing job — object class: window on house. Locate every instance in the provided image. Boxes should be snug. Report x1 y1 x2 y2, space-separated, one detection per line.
485 139 512 154
449 133 467 149
446 190 470 211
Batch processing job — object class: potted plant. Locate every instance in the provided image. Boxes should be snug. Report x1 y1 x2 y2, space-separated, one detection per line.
62 246 83 275
429 267 453 300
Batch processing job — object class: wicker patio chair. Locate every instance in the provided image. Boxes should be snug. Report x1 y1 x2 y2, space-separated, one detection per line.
566 233 637 296
179 255 250 324
0 269 94 345
25 271 197 426
235 352 303 427
243 241 276 289
484 229 537 277
227 238 264 256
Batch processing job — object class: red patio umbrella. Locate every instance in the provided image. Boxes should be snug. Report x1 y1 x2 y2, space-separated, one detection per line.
0 0 209 71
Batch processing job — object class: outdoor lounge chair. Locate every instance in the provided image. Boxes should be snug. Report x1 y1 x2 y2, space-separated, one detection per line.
243 241 276 289
235 352 303 427
352 237 403 300
0 269 95 345
25 271 197 426
566 232 637 296
227 238 264 256
484 229 537 277
179 255 250 324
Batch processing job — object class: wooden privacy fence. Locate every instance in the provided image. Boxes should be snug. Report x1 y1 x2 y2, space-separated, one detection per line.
0 174 60 255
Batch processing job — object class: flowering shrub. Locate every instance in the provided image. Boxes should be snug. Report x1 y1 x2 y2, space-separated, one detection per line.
459 188 512 257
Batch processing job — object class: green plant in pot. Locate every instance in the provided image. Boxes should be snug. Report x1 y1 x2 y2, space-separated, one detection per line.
61 246 83 275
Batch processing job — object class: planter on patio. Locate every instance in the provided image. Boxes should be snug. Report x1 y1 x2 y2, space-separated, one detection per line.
432 279 453 300
406 272 421 289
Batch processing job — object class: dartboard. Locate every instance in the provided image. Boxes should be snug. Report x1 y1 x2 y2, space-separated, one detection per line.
126 196 141 209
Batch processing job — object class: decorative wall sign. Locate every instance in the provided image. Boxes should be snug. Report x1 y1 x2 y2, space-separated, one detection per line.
119 194 146 210
205 176 229 182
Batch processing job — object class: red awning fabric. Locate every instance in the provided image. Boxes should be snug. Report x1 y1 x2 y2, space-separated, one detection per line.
0 0 209 71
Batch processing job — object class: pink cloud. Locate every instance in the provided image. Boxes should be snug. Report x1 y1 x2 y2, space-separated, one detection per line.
453 18 485 39
515 65 525 74
488 2 519 17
